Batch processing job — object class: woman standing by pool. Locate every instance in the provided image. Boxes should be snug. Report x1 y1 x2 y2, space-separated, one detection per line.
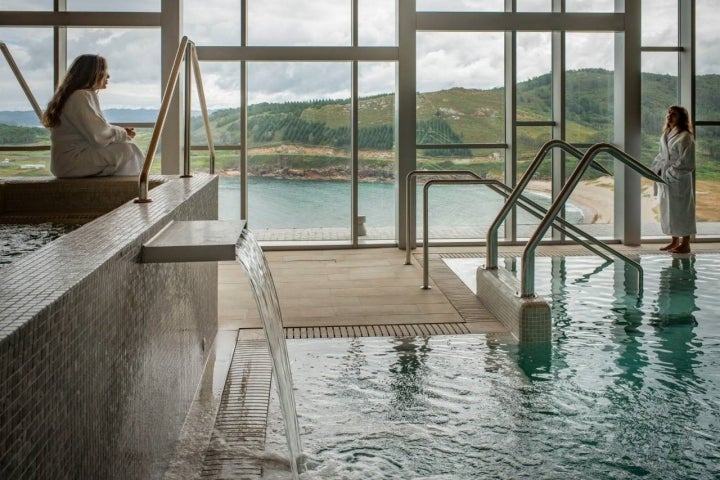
42 54 144 178
651 105 696 254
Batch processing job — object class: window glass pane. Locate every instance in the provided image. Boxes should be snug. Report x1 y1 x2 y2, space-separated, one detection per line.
0 151 51 176
0 0 51 10
67 0 160 11
417 32 505 144
67 28 161 112
640 53 677 236
359 0 396 46
218 152 242 220
188 62 241 222
248 0 350 46
414 148 505 242
641 0 677 46
566 151 614 239
696 2 720 238
0 28 52 178
565 33 614 145
516 0 551 12
564 33 614 239
517 32 552 121
417 0 504 11
696 0 720 121
695 126 720 236
247 62 351 243
517 127 552 240
359 62 396 243
564 0 615 12
0 28 53 127
184 0 241 46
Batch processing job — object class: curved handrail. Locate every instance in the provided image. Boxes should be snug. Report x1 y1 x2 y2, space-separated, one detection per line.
485 139 611 270
418 178 646 290
519 143 665 298
404 170 486 265
136 37 216 202
0 41 43 121
137 36 189 202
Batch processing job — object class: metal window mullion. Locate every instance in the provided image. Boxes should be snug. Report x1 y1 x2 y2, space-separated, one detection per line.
397 0 416 249
552 18 566 242
351 0 359 246
679 0 694 115
505 29 517 243
241 0 248 222
613 0 642 245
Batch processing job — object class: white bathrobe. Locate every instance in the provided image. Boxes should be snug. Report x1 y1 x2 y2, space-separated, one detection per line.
49 89 144 178
651 128 696 236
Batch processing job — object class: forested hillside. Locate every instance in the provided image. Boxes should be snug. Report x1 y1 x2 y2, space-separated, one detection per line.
3 69 720 172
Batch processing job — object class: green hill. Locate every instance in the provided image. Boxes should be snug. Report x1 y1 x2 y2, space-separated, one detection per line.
4 69 720 179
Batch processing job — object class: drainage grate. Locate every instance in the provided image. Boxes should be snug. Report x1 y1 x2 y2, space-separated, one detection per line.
284 322 471 339
200 340 272 479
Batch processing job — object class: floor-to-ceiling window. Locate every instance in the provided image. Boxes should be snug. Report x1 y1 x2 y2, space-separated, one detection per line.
694 0 720 237
2 2 718 247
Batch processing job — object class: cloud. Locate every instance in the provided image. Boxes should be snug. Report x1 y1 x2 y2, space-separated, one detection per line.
3 3 720 114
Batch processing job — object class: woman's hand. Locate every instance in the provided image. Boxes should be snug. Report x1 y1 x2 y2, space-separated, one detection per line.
125 127 136 139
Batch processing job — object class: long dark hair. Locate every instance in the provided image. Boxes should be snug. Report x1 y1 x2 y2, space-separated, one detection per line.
663 105 694 136
41 54 107 128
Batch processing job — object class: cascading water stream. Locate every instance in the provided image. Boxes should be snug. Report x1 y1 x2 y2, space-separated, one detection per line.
235 228 303 479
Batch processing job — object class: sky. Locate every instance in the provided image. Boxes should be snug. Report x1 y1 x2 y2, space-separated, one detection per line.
1 0 719 116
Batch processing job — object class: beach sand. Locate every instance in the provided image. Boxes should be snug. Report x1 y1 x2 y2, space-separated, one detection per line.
526 176 658 225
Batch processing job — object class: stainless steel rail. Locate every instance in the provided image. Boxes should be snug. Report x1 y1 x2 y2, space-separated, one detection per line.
519 143 665 298
418 178 646 290
0 41 43 121
404 170 486 265
137 36 216 202
486 139 611 270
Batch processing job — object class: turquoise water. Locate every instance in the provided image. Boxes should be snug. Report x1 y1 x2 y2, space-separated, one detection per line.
219 177 584 230
263 254 720 479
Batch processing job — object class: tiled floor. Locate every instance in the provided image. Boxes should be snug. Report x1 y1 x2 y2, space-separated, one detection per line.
219 246 505 338
219 241 720 339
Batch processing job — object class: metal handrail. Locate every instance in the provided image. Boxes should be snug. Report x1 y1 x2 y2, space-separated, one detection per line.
418 178 647 290
137 36 216 202
405 170 486 265
486 139 611 270
0 41 43 121
519 143 665 298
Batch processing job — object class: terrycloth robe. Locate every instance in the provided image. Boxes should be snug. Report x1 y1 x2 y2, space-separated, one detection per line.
650 128 696 236
49 89 144 178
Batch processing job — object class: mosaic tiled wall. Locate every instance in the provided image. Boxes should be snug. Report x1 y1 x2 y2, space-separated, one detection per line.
476 266 551 343
0 175 219 479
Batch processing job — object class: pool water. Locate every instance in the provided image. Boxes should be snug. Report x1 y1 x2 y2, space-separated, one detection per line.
0 223 79 265
262 254 720 479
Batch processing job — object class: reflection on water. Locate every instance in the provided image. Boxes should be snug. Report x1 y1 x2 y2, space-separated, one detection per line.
653 256 699 327
258 255 720 479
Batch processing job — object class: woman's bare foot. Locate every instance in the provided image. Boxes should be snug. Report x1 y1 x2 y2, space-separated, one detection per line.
669 244 691 254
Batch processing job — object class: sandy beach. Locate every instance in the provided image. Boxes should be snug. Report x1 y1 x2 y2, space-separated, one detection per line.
526 176 658 225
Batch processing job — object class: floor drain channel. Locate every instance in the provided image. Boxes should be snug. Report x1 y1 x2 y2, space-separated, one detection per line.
200 340 273 479
285 323 471 338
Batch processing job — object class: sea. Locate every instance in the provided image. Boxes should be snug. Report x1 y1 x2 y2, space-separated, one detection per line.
218 176 584 229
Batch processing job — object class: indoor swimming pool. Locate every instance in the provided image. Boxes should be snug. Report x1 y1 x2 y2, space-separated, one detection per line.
260 254 720 479
0 222 78 265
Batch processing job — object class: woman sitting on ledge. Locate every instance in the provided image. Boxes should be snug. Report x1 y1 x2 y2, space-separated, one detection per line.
42 54 144 178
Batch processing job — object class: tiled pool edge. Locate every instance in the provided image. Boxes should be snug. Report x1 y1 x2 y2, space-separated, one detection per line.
0 174 219 480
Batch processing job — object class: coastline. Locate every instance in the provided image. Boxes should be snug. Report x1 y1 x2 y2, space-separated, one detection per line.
526 177 658 225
